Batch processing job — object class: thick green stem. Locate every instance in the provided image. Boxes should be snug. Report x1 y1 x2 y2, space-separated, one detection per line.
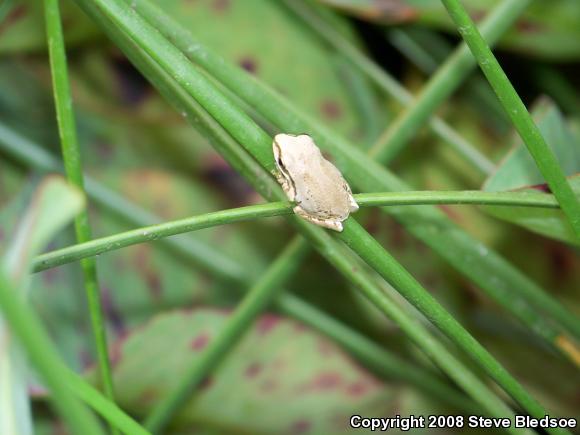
32 190 559 272
440 0 580 238
339 220 566 433
43 0 116 415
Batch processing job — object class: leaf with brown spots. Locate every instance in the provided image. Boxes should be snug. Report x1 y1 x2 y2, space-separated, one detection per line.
137 0 378 140
108 309 395 433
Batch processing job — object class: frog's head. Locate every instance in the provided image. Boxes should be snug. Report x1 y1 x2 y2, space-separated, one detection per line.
273 133 318 174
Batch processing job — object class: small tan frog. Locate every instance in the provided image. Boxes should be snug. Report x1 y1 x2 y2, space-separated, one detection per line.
273 133 359 232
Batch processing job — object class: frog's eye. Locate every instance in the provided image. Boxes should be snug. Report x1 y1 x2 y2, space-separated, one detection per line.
277 157 286 171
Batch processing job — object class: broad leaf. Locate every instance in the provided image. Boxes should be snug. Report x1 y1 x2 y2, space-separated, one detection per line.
3 177 85 284
0 176 84 435
483 98 580 245
110 309 394 433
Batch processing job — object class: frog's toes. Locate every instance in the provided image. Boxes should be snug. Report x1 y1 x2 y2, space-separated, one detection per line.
310 216 344 232
293 205 310 220
293 206 344 232
324 220 344 232
348 196 359 212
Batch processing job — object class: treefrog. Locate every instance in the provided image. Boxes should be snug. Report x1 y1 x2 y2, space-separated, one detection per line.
273 133 359 232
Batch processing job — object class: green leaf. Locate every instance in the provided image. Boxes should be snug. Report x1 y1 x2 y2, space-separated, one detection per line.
484 176 580 245
0 0 98 53
0 177 144 434
3 175 85 284
483 99 580 244
0 176 86 435
485 99 580 190
110 309 394 433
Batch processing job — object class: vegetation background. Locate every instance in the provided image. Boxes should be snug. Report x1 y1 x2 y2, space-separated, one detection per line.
0 0 578 434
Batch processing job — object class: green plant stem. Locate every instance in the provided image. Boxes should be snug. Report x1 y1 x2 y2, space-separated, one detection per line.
122 0 580 347
532 65 580 116
0 122 475 416
43 0 116 416
0 271 105 435
32 190 559 272
281 0 494 175
33 202 291 272
277 294 480 414
440 0 580 239
83 7 523 431
368 0 530 164
386 28 506 125
356 190 558 208
297 227 522 434
83 1 559 430
339 219 565 429
387 28 440 73
335 54 384 144
0 0 16 22
145 238 310 431
65 372 151 435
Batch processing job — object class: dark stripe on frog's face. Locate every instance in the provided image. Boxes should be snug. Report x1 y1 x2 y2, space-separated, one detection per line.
273 139 297 200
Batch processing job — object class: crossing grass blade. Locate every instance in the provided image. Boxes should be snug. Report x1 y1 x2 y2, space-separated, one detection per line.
43 0 116 421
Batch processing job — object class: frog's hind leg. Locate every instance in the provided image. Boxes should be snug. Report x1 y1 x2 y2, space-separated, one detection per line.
293 206 344 232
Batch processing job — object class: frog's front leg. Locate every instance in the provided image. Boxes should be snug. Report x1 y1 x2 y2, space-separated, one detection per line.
276 173 295 202
293 206 344 232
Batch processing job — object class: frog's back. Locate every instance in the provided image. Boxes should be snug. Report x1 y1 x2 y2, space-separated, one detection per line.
295 158 351 220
